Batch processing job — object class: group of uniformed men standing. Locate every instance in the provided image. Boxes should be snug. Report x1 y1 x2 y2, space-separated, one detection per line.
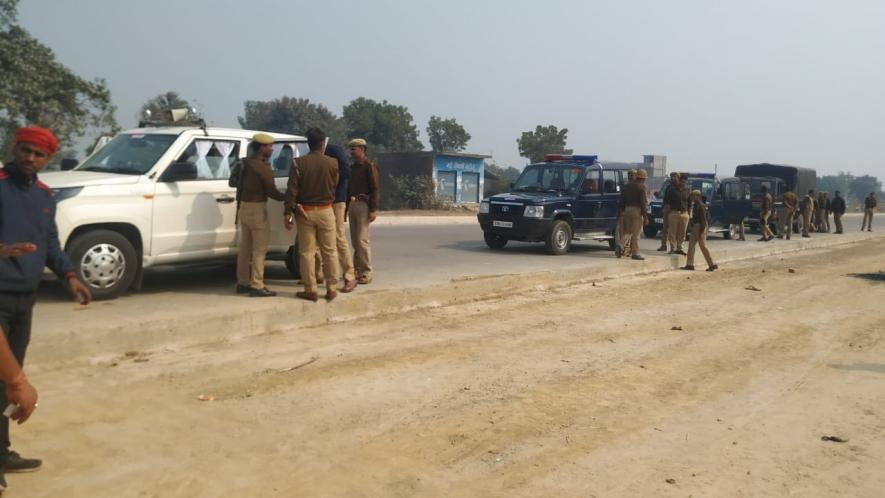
235 129 380 302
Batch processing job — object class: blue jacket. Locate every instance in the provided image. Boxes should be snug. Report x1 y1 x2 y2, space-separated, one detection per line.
325 144 350 204
0 163 75 293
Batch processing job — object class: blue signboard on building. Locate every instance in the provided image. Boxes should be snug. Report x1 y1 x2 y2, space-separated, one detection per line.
433 154 485 204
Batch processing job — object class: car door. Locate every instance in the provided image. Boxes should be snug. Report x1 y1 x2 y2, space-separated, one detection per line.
721 180 752 224
265 141 310 252
151 137 242 262
574 169 602 233
598 169 621 233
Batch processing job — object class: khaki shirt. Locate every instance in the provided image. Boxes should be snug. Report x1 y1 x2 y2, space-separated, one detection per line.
239 157 285 203
349 160 380 212
620 181 647 211
285 151 338 214
781 191 798 211
761 192 773 212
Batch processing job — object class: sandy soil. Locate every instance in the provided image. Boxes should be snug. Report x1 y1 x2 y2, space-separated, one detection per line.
9 239 885 497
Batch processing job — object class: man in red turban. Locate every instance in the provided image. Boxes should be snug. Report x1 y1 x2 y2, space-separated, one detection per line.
0 126 92 490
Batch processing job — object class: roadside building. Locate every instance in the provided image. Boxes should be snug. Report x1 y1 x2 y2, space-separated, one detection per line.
377 151 490 209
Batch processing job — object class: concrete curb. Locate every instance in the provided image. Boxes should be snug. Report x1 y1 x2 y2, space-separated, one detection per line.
31 231 883 366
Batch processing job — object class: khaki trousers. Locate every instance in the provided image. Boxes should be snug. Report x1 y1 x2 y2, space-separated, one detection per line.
349 200 373 279
667 211 689 251
778 208 794 238
760 210 774 238
296 208 339 293
862 208 874 230
236 202 269 289
687 224 714 268
315 202 356 282
622 206 642 256
834 212 843 233
658 205 670 248
802 209 812 236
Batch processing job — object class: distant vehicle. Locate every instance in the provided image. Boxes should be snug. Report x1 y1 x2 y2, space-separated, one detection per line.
477 155 633 255
734 163 817 232
40 119 308 300
646 174 748 239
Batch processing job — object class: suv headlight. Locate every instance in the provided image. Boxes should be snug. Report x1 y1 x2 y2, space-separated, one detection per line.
523 205 545 218
52 187 84 203
479 201 490 214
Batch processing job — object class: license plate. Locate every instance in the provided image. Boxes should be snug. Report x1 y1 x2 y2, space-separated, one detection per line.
654 218 663 224
493 221 513 228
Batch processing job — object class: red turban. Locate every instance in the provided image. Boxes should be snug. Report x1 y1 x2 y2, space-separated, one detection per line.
15 126 59 155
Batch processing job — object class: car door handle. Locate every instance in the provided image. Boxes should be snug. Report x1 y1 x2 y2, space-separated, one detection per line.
216 195 235 204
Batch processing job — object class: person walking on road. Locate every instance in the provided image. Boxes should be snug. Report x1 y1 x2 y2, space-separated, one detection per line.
314 145 357 293
861 192 877 231
802 189 815 238
831 191 846 234
758 185 775 242
285 128 340 302
0 126 93 492
616 169 648 260
665 173 689 255
235 133 286 297
681 189 718 272
347 138 380 284
657 171 679 252
778 189 798 239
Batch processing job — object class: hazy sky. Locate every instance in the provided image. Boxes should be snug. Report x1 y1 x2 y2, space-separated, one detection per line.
20 0 885 177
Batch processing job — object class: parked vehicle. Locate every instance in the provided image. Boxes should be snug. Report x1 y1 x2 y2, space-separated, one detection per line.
734 163 817 232
646 174 748 239
41 126 308 300
477 155 634 255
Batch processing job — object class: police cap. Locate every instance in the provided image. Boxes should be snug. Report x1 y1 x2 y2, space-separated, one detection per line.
348 138 367 148
252 133 274 145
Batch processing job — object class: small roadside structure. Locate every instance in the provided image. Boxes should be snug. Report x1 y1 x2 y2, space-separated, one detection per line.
377 151 490 209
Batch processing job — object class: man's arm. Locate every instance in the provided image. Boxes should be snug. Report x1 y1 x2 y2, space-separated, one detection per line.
257 161 285 202
284 160 300 215
368 163 380 222
0 329 37 424
45 202 91 304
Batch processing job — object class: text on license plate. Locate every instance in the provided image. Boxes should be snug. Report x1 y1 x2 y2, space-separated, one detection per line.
654 218 663 224
493 221 513 228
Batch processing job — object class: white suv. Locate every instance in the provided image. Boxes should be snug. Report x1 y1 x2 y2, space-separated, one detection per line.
41 126 308 300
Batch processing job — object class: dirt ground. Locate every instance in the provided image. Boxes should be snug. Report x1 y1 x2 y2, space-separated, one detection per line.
10 239 885 497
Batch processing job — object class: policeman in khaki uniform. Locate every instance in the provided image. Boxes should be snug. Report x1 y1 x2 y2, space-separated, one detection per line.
314 145 357 293
681 189 718 272
665 173 689 255
862 192 877 231
285 128 340 302
801 189 815 238
657 171 679 252
236 133 285 297
758 185 775 242
831 190 846 234
347 138 380 284
778 189 798 239
616 169 648 260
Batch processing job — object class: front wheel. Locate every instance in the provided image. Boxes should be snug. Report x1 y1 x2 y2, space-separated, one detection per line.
483 232 508 249
545 220 573 255
67 230 138 300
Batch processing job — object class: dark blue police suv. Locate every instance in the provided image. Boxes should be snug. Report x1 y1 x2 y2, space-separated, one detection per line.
477 155 634 255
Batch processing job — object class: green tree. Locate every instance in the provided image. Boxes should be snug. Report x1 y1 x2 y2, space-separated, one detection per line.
849 175 882 205
343 97 422 153
426 115 470 152
517 125 572 164
238 97 347 145
139 91 192 120
0 0 118 154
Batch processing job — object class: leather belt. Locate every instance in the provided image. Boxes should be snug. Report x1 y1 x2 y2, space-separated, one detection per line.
351 194 370 202
301 203 332 211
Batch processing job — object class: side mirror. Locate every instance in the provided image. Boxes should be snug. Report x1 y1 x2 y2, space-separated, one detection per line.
160 162 198 182
61 158 78 171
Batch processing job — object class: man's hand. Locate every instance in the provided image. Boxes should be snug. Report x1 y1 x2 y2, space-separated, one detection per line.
296 205 308 219
368 211 377 223
284 214 294 231
643 215 649 226
68 276 92 305
0 243 37 259
5 371 37 424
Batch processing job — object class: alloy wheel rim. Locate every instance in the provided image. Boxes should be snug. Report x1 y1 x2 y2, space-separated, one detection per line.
80 243 126 289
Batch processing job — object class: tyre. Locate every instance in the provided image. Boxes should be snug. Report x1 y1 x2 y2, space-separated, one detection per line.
483 232 508 249
545 220 572 255
643 225 658 238
285 245 300 279
67 230 138 300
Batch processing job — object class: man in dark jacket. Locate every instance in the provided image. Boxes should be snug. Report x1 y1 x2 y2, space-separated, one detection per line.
315 145 357 292
830 191 846 234
0 126 92 490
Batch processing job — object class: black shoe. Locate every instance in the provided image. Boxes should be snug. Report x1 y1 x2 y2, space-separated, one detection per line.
631 254 645 260
802 235 811 238
706 265 719 272
614 245 623 258
657 246 667 252
0 451 42 473
236 284 251 294
674 250 687 256
249 287 276 298
680 265 695 271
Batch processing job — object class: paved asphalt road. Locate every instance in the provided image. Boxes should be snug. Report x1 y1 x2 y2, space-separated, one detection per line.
37 213 868 302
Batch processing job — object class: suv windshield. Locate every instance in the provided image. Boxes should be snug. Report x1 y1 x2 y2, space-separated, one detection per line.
512 164 585 193
77 134 178 175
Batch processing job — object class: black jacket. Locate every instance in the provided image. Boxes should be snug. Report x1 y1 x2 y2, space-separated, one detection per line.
324 144 350 204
